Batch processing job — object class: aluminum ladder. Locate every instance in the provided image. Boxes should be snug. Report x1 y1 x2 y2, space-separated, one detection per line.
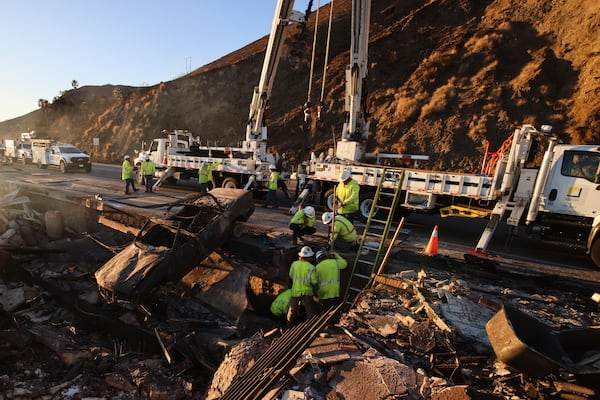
343 169 405 306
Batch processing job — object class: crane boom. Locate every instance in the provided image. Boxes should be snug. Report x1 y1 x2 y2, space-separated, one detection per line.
337 0 371 161
243 0 306 162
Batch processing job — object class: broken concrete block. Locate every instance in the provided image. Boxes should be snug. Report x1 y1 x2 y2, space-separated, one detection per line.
365 314 398 337
431 385 471 400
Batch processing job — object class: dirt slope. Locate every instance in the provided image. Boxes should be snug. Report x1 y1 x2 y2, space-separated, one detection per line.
1 0 598 171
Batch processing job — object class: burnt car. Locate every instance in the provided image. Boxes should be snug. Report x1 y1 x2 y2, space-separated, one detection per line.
95 188 254 302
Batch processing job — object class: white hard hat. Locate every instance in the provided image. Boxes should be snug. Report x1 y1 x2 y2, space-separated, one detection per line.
339 170 351 181
145 156 150 161
322 212 333 225
124 155 130 159
269 164 276 170
298 245 314 258
303 206 315 218
316 250 328 263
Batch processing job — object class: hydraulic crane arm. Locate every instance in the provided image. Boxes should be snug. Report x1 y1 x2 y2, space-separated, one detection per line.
343 0 370 141
244 0 306 161
337 0 371 161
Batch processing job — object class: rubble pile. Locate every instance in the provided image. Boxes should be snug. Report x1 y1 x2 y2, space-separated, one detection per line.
257 267 600 399
1 211 599 399
0 190 46 247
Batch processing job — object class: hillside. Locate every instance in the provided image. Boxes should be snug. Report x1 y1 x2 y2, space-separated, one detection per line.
1 0 598 171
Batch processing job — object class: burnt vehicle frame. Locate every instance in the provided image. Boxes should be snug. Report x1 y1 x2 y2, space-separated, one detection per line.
95 188 254 302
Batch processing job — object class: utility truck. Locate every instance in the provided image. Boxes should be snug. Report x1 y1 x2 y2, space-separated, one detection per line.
3 139 32 164
135 1 309 190
31 139 92 173
288 0 600 267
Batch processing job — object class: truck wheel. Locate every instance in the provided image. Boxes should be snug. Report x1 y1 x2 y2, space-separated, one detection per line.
591 238 600 269
60 161 67 173
85 164 92 173
37 161 43 169
324 188 335 211
221 177 238 189
21 157 27 165
359 193 376 221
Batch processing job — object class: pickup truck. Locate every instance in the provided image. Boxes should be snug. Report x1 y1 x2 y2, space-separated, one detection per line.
31 140 92 173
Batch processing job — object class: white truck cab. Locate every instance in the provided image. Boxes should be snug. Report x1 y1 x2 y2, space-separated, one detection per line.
32 139 92 173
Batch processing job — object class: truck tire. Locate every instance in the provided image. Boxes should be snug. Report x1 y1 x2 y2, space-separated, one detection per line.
85 164 92 173
591 238 600 269
359 193 376 221
21 156 27 165
60 161 67 173
324 188 335 211
37 161 43 169
221 177 239 189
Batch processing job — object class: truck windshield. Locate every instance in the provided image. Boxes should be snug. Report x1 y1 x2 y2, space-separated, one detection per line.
58 146 83 154
22 143 31 149
561 150 600 182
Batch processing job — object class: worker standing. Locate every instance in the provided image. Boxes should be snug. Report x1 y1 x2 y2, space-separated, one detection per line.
121 155 138 195
198 162 211 193
263 165 280 208
322 212 357 251
141 156 156 193
288 206 316 245
287 246 318 324
336 170 360 222
315 250 348 310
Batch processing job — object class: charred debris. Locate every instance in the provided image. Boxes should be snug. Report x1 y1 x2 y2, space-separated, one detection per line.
1 189 599 399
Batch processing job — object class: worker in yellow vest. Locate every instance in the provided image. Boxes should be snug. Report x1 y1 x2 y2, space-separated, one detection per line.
288 206 316 245
198 161 220 193
121 155 138 195
263 164 280 208
336 170 360 222
287 246 317 324
270 289 292 323
141 156 156 192
315 250 348 310
322 212 357 251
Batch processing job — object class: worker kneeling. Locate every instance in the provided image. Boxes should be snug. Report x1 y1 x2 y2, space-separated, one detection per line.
288 206 316 245
322 212 357 251
287 246 318 325
315 250 348 310
270 288 294 324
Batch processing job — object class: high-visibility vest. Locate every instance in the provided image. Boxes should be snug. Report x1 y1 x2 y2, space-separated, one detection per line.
121 160 134 180
270 289 292 317
141 160 155 175
331 215 356 243
268 171 279 190
288 209 315 228
316 254 348 299
336 178 360 214
289 259 316 297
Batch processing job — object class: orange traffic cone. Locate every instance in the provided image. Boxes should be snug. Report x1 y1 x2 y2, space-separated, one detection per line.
424 225 439 255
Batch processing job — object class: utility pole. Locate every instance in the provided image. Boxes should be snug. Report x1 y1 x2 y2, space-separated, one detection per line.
185 57 192 74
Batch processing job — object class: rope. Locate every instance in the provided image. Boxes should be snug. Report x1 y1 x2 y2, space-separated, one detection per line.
320 0 334 102
306 0 321 103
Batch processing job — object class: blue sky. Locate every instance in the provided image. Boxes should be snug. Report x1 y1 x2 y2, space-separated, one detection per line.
0 0 315 121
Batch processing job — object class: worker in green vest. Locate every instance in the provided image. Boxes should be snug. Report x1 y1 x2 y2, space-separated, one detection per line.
141 156 156 192
198 161 220 193
336 170 360 222
121 155 138 195
322 212 357 251
263 164 280 208
287 246 317 324
288 206 316 245
315 250 348 310
270 289 292 322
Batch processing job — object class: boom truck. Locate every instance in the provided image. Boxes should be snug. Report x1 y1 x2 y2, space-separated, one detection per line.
135 1 309 190
289 0 600 267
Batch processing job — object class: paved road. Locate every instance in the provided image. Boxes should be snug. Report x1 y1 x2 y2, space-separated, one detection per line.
1 162 598 283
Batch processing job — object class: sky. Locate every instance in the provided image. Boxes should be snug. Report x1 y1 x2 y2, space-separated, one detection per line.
0 0 316 122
